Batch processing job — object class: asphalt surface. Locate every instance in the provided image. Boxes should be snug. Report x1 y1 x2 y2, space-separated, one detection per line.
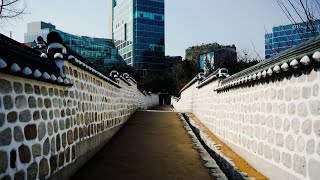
72 106 212 180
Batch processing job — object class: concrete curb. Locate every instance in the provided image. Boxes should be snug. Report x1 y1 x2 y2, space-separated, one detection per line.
181 113 256 180
178 113 228 180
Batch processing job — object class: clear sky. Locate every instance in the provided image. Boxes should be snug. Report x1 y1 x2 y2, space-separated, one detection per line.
0 0 296 59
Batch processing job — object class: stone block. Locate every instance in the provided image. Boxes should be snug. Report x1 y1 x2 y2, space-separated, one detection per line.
297 102 308 117
47 122 53 136
297 136 305 152
39 158 49 179
14 170 25 180
264 144 272 160
266 116 274 128
34 85 40 95
293 154 306 176
44 98 52 108
279 103 286 114
285 134 295 151
274 116 282 130
292 118 300 134
66 118 71 129
18 145 31 163
282 152 292 168
0 150 8 173
19 110 31 122
314 120 320 136
3 95 13 110
49 110 53 120
273 148 280 163
0 79 12 94
38 122 46 141
28 96 37 108
72 145 76 160
0 113 4 127
62 133 67 148
278 89 284 100
50 155 57 174
301 119 312 135
283 118 290 132
13 82 23 94
285 86 292 101
306 139 315 155
14 126 24 142
24 124 37 140
32 144 41 158
43 138 50 156
292 87 300 100
67 130 74 145
309 100 320 116
65 147 70 163
267 130 275 144
27 162 38 180
53 120 58 133
41 86 48 96
302 87 311 99
7 111 17 123
49 88 54 97
56 135 61 152
37 98 43 108
52 98 58 108
0 128 12 146
24 83 33 94
33 111 40 121
15 95 27 109
288 103 296 115
275 133 284 147
59 152 64 167
10 149 16 168
41 110 47 120
51 138 55 153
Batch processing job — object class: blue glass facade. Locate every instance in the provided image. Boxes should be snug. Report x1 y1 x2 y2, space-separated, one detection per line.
24 22 125 68
265 20 320 59
200 52 214 69
112 0 165 75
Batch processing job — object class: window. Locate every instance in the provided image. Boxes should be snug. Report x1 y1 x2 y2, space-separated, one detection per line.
124 23 127 41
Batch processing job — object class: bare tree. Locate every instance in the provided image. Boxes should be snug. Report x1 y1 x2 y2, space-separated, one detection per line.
0 0 26 19
277 0 320 38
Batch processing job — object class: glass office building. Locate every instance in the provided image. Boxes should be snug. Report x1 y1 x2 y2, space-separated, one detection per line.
24 21 125 68
112 0 165 75
265 20 320 59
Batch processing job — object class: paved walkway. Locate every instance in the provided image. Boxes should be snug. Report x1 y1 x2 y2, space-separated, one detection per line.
72 107 212 180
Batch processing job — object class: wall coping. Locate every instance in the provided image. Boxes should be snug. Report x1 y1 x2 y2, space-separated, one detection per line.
217 36 320 91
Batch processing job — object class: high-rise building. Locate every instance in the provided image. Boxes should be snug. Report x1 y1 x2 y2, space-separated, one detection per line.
24 21 125 69
111 0 165 75
265 20 320 59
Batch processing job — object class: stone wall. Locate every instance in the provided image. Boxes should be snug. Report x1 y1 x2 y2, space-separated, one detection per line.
0 60 159 180
172 40 320 179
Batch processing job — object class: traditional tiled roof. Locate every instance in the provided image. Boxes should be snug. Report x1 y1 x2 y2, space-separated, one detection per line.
217 36 320 91
0 33 69 86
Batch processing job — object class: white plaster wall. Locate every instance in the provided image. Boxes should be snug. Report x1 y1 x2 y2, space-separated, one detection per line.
172 68 320 180
0 61 159 179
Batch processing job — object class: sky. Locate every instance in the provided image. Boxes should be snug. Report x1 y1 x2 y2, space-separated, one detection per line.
0 0 296 59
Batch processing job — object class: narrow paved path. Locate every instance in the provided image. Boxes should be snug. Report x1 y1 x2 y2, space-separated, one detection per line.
72 107 212 180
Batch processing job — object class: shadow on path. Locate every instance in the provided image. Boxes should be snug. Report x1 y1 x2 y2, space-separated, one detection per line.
71 107 212 180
